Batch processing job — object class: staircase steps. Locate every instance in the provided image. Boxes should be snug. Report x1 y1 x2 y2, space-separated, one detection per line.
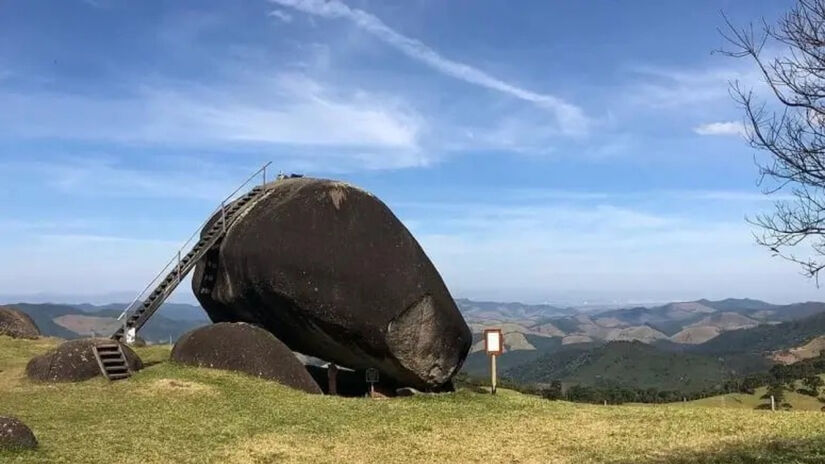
111 176 271 342
93 343 131 381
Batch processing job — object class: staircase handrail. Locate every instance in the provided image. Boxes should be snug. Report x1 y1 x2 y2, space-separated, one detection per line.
116 161 272 323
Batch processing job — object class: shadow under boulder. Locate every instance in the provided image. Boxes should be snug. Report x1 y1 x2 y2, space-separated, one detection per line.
0 306 40 339
26 338 142 382
0 416 37 451
306 364 455 397
171 322 321 394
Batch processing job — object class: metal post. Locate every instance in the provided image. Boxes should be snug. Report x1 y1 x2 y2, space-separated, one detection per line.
328 363 338 396
491 354 497 395
262 165 267 185
771 395 776 411
177 250 182 282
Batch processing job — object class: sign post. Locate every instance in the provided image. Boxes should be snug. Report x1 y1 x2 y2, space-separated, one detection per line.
483 329 503 395
328 363 338 396
365 368 380 397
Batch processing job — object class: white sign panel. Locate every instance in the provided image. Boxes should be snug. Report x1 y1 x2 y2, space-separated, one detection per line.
484 329 502 355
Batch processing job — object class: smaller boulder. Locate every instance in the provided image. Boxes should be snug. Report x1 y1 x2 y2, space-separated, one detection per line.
171 323 321 394
395 387 422 397
26 338 143 382
0 306 40 339
0 416 37 450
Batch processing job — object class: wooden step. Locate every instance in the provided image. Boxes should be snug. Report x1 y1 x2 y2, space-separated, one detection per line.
92 344 132 382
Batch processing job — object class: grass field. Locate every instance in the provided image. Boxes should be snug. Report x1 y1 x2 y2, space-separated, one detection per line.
2 336 825 463
689 385 825 411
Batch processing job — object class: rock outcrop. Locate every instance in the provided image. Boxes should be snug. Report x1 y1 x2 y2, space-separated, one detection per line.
0 416 37 451
26 338 142 382
192 177 472 390
0 306 40 339
171 323 321 394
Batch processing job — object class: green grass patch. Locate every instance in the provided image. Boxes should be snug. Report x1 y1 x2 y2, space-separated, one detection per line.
1 336 825 463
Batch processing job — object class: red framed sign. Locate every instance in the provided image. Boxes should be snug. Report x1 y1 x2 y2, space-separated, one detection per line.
483 328 503 355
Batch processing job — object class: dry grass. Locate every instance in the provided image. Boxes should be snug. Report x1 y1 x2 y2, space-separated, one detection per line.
1 336 825 463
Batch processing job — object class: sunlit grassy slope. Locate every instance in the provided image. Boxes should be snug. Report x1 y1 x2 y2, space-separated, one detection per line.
2 336 825 464
688 378 825 411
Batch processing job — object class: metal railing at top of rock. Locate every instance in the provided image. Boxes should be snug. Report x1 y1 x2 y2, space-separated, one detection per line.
115 162 273 326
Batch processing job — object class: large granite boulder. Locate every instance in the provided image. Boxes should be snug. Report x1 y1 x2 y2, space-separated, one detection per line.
0 416 37 451
192 177 471 390
26 338 142 382
171 322 321 394
0 306 40 339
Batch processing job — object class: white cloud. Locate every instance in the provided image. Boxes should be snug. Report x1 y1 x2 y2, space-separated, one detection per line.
400 199 818 303
693 121 746 137
0 73 426 170
268 9 293 23
271 0 589 135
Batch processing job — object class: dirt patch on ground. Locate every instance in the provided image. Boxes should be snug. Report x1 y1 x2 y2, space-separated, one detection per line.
137 378 217 396
53 315 120 337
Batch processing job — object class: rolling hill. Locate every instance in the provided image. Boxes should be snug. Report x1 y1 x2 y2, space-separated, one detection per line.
504 341 730 393
9 303 209 343
689 311 825 356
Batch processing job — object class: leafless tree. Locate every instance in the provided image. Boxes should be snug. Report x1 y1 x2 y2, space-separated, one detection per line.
721 0 825 282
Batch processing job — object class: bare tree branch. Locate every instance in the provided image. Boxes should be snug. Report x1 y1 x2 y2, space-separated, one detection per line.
721 1 825 280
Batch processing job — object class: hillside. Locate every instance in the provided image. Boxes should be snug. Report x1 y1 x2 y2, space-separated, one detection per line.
2 336 825 463
10 303 209 343
691 311 825 356
505 341 730 393
772 336 825 364
689 379 825 412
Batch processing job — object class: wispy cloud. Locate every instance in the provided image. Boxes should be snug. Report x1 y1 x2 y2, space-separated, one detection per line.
268 9 293 23
398 198 813 302
625 64 760 110
271 0 589 135
693 121 746 137
0 73 427 169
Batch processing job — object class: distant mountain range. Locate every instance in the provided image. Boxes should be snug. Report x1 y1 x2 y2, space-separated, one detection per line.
9 296 825 394
459 297 825 393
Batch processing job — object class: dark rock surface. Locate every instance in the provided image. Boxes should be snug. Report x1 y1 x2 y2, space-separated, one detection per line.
25 338 142 382
192 177 472 390
0 416 37 451
0 306 40 339
171 322 321 394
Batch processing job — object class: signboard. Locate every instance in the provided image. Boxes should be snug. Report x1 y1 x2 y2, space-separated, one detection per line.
483 329 503 355
365 368 380 398
365 368 380 384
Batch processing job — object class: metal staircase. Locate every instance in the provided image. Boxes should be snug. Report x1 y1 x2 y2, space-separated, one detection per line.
111 162 273 342
93 343 131 381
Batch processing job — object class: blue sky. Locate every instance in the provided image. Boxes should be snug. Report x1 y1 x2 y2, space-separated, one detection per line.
0 0 817 305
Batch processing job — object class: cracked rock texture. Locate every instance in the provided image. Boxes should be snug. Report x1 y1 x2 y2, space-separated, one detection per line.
25 338 142 382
